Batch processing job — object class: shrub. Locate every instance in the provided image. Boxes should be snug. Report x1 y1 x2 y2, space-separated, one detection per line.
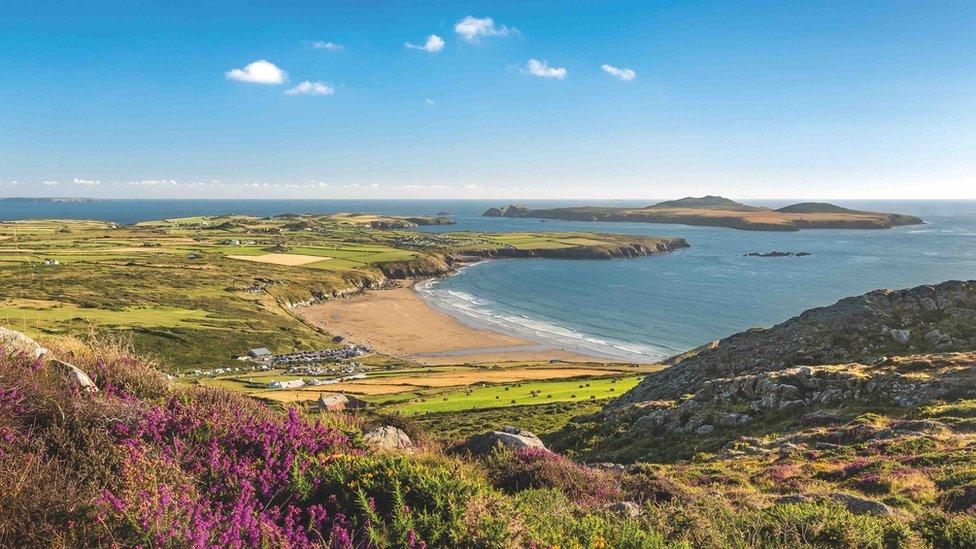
735 502 917 548
516 489 670 549
913 512 976 548
482 447 623 507
313 452 498 547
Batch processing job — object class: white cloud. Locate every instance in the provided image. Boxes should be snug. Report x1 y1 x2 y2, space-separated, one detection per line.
523 59 567 79
405 34 445 53
225 60 287 84
285 81 335 96
601 64 636 81
454 16 513 42
425 98 436 105
73 178 102 186
309 40 343 51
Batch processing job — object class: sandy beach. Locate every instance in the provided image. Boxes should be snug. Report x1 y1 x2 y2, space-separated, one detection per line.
296 281 603 365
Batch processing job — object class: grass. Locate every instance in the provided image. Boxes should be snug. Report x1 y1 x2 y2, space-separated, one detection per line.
8 334 976 548
0 302 235 330
391 375 641 415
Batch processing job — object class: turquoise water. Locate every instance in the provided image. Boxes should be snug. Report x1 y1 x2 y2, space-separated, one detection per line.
3 198 975 361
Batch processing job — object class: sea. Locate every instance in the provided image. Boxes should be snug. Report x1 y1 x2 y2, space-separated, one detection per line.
3 198 976 362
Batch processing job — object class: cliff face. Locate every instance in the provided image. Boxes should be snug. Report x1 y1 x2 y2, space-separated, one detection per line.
466 237 688 260
368 216 455 229
617 280 976 406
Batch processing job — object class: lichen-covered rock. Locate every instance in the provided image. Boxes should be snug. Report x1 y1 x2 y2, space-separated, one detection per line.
0 326 48 359
461 426 548 455
362 426 413 450
0 327 98 394
603 501 643 518
622 352 976 440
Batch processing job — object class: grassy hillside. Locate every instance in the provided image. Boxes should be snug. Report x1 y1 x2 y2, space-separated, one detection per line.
5 329 976 548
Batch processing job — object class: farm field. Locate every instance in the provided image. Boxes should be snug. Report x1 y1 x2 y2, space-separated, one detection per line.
389 375 643 415
195 361 662 425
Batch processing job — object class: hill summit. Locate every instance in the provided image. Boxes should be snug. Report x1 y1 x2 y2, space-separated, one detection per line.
776 202 857 214
647 196 758 211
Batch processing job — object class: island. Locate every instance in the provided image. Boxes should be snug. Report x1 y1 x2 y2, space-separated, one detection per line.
484 196 924 231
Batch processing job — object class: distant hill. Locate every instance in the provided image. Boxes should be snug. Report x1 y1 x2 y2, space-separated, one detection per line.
1 197 102 203
647 196 759 211
776 202 857 214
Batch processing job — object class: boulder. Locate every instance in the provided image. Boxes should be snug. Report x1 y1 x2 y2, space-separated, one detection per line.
0 327 98 395
0 326 48 359
828 493 897 516
461 426 548 455
363 426 413 450
603 501 643 518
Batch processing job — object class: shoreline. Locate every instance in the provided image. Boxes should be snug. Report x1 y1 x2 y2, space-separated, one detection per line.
295 277 613 365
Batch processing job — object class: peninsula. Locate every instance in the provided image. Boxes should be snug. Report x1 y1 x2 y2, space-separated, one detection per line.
0 213 687 370
484 196 924 231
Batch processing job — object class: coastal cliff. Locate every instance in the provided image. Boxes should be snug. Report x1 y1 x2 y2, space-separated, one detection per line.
483 197 924 231
556 280 976 462
619 280 976 404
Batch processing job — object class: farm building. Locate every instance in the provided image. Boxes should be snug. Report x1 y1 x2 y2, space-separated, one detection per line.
267 379 305 390
248 347 272 359
316 393 367 412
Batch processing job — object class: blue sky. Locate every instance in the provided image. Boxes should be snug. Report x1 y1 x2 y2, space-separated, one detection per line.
1 1 974 199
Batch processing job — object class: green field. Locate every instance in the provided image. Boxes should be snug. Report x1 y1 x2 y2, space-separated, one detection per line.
390 375 642 415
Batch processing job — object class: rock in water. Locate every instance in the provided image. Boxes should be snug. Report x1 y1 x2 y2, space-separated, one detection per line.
363 426 413 450
461 426 548 455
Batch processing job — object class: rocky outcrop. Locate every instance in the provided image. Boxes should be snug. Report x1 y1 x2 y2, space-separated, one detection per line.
625 353 976 438
461 426 548 455
618 280 976 405
363 426 413 450
1 327 98 394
